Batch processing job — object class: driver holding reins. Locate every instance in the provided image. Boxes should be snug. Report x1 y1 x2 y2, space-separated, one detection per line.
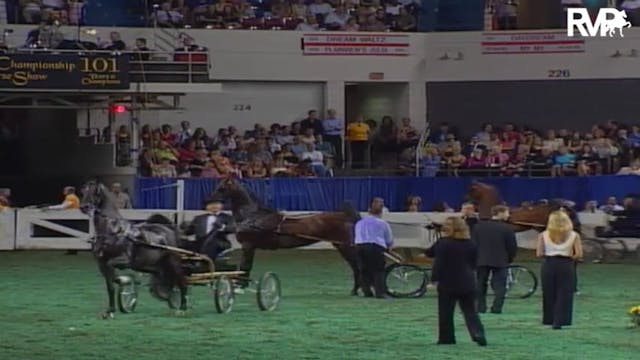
183 197 236 261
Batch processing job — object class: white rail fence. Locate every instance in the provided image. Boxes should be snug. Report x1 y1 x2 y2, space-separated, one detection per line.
0 209 612 251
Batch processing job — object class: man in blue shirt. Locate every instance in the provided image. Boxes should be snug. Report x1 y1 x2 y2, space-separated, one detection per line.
322 109 343 167
355 197 394 298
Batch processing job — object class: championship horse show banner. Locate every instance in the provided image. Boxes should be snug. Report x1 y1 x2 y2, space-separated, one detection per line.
481 31 586 55
302 33 410 56
0 53 130 89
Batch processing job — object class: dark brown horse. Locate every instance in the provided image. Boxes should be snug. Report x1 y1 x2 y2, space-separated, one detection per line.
467 181 554 232
210 177 363 295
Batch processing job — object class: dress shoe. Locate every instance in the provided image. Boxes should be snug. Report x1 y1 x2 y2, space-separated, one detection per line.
473 336 488 347
437 341 456 345
552 325 562 330
490 309 502 314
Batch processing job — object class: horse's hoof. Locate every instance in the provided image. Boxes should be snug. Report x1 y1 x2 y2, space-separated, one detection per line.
174 310 186 317
101 312 115 320
351 290 359 296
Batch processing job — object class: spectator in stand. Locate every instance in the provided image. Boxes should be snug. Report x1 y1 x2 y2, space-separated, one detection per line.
494 0 518 30
325 6 350 29
580 201 602 214
576 144 601 176
301 110 324 135
599 197 624 213
421 146 441 177
323 109 343 167
309 0 333 19
301 128 316 145
201 160 221 178
101 31 126 51
397 118 419 149
292 0 309 18
22 1 43 24
175 36 207 52
476 124 493 146
296 15 320 31
344 17 360 31
617 159 640 175
156 157 178 177
154 141 179 163
315 134 335 158
111 183 132 209
271 0 293 18
302 143 329 176
405 195 422 212
486 145 509 174
393 6 416 31
133 38 151 61
429 123 450 144
154 1 185 27
346 115 370 169
178 139 198 163
466 148 487 175
46 186 80 211
247 160 268 178
447 146 466 177
176 121 193 145
139 148 156 176
290 136 307 158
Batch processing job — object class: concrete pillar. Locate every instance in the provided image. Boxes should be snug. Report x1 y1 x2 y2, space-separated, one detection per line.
130 111 140 168
408 81 427 132
324 80 345 119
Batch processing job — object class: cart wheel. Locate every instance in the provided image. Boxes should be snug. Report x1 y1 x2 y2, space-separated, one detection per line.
603 239 628 262
213 277 235 314
257 272 281 311
504 265 538 299
116 276 138 313
384 263 428 298
582 238 605 264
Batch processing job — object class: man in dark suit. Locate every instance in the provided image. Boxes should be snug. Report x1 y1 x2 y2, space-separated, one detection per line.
461 202 479 231
184 198 236 261
472 205 517 314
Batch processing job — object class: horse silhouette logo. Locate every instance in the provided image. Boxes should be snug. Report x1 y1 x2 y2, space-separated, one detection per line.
568 8 632 37
604 10 632 37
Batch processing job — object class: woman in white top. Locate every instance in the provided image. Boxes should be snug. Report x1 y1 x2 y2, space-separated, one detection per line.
536 211 583 329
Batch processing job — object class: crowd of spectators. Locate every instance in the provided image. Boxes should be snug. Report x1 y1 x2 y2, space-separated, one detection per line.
125 110 422 179
421 120 640 178
12 0 420 32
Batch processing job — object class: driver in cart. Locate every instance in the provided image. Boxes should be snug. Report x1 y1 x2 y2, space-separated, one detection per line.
182 197 236 263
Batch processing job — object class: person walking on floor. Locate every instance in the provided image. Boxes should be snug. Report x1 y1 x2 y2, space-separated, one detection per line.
425 216 487 346
536 210 583 330
472 205 517 314
354 197 393 299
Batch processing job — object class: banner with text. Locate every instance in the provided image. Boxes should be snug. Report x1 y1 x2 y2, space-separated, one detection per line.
481 32 585 55
302 33 410 56
0 53 130 89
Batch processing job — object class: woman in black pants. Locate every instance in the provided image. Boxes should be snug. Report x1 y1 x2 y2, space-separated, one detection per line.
426 216 486 346
536 211 584 330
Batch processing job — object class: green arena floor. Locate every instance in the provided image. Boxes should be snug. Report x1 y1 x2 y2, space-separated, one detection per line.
0 250 638 360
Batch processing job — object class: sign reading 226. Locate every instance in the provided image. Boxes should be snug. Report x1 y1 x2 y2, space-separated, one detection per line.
548 69 571 78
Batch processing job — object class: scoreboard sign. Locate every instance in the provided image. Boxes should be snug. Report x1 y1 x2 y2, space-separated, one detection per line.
0 54 130 89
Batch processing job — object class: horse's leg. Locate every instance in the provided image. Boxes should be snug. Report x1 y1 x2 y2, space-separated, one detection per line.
172 256 189 313
97 259 116 319
334 244 361 296
238 245 256 288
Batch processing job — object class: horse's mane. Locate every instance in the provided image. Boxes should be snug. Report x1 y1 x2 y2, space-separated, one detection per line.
146 214 175 225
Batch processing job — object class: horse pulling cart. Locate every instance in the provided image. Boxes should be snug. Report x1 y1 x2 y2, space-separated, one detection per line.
114 243 282 315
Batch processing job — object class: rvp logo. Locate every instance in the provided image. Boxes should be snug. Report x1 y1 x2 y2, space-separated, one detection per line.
567 8 631 37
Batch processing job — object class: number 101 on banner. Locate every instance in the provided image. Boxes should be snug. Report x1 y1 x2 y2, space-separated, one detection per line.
80 57 119 73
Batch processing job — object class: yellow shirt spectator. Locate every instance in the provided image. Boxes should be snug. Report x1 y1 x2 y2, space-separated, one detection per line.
64 194 81 209
347 121 370 142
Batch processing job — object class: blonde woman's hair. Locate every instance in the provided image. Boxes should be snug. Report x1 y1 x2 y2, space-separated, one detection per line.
444 216 470 240
546 210 573 244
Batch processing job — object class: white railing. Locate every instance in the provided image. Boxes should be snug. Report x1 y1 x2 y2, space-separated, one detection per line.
415 123 430 176
0 208 613 251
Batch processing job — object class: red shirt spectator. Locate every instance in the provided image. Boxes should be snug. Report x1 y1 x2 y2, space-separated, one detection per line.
179 140 198 163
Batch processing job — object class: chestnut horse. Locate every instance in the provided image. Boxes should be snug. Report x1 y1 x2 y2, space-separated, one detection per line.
467 181 555 232
210 177 363 295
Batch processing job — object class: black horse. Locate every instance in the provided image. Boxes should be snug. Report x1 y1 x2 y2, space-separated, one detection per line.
80 181 189 318
211 177 364 295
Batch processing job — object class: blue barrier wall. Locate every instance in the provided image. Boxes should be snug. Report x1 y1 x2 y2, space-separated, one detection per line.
135 176 640 211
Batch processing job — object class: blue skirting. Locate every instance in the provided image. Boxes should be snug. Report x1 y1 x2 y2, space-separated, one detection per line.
134 176 640 211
